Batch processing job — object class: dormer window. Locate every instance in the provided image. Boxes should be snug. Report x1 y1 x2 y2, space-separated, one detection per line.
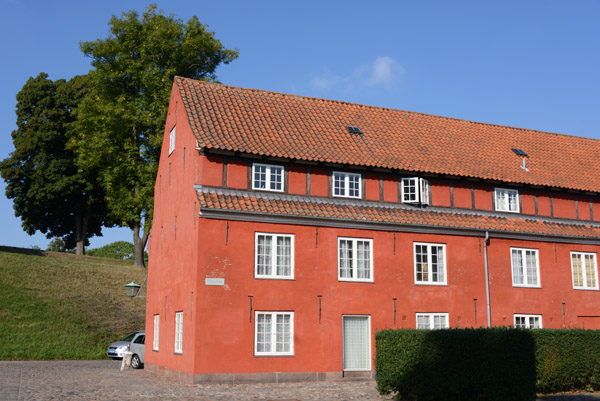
169 126 176 155
495 188 519 213
333 172 361 198
252 163 284 192
401 177 429 205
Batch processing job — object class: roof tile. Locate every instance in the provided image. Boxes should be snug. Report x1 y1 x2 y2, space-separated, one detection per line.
196 188 600 240
178 77 600 193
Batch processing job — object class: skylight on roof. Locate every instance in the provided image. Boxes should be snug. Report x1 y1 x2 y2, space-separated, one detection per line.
512 148 528 157
347 126 362 134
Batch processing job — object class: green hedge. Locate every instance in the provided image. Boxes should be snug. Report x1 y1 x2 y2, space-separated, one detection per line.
375 328 537 401
532 329 600 393
376 328 600 399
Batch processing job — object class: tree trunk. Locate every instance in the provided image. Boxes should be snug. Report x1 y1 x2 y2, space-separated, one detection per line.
74 200 91 256
133 222 149 268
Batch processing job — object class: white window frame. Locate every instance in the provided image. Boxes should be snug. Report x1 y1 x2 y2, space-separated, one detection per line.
153 314 160 351
571 252 599 290
169 126 176 155
416 313 449 329
174 311 183 354
514 314 542 329
511 247 541 288
254 233 294 279
338 237 373 282
254 311 294 356
332 171 362 199
252 163 284 192
495 188 519 212
414 242 447 285
401 177 429 205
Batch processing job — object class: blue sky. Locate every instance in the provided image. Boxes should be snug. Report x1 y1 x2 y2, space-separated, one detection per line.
1 0 599 250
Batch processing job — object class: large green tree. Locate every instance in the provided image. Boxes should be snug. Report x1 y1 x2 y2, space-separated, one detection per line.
73 5 238 267
0 73 112 255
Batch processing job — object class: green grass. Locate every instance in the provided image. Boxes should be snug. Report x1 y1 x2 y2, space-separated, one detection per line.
0 246 146 360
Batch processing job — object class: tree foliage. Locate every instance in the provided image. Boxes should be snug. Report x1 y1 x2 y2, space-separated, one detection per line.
0 73 111 254
73 4 238 267
87 241 134 260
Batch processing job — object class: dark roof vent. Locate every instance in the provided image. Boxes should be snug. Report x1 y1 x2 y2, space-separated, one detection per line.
347 126 363 134
512 148 528 157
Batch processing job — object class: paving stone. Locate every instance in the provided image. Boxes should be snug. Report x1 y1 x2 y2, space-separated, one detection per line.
1 361 599 401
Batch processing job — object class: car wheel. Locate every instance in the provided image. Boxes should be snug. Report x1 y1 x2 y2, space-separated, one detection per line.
131 354 142 369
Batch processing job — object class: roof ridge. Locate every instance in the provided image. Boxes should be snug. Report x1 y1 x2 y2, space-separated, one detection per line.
175 76 596 142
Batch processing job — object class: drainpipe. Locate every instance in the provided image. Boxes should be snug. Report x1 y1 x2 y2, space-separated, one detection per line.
483 231 491 328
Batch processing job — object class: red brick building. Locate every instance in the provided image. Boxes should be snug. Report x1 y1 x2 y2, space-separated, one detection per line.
145 76 600 383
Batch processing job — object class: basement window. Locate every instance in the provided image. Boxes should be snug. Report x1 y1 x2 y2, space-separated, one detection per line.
416 313 449 329
514 314 541 329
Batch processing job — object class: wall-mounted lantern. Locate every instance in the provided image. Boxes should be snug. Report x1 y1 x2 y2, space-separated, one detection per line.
125 281 142 298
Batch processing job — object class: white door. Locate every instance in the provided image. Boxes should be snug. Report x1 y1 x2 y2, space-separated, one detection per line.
342 315 371 370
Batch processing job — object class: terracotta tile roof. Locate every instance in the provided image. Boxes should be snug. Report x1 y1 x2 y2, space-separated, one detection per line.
196 187 600 241
177 77 600 193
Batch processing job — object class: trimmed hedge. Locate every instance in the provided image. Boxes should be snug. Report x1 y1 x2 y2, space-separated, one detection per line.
376 328 600 400
375 328 537 401
532 329 600 393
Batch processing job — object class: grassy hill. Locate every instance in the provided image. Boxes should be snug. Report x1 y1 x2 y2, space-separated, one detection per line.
0 246 146 360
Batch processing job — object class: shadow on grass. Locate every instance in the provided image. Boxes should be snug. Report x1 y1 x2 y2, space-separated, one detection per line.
539 395 600 400
0 245 45 257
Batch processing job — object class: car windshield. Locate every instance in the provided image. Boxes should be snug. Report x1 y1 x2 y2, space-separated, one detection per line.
120 332 137 342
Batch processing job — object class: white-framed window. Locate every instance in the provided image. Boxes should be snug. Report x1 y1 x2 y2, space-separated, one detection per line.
416 313 449 329
174 311 183 354
414 243 446 285
254 311 294 356
514 314 542 329
338 237 373 282
571 252 598 290
153 314 160 351
252 163 284 192
401 177 429 205
495 188 519 212
333 171 361 198
255 233 294 279
511 248 540 287
169 126 176 155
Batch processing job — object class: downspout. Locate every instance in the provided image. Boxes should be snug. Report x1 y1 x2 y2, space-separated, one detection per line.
483 231 491 328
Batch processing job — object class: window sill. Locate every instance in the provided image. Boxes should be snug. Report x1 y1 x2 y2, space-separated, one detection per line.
573 287 599 291
252 187 284 193
512 285 542 289
338 278 374 283
174 352 182 355
254 276 295 281
254 354 295 357
414 282 448 286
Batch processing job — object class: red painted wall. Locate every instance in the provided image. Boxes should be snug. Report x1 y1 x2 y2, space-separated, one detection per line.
431 180 451 207
453 183 472 209
147 83 600 378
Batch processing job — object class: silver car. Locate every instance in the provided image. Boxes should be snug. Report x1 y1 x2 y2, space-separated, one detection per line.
107 330 145 369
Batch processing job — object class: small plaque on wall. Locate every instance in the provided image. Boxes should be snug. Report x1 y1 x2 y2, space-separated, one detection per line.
205 277 225 286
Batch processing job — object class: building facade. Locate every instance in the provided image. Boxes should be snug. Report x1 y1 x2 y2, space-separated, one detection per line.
145 76 600 383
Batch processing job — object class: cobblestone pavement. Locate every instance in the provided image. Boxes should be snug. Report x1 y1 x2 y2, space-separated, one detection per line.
2 360 600 401
0 360 394 401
